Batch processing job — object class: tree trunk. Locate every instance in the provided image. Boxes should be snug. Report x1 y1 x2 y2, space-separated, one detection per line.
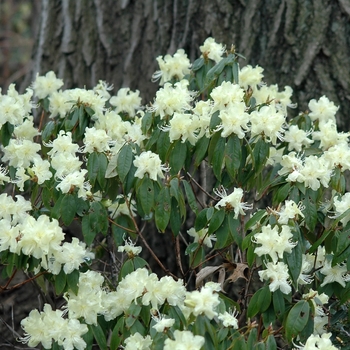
25 0 350 128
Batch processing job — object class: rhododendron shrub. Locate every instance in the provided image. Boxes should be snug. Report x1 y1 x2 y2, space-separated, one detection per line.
0 37 349 349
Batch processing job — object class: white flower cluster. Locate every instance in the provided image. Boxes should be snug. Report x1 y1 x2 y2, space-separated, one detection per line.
0 193 93 275
20 266 238 349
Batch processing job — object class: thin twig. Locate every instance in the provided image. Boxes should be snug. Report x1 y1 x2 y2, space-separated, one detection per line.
124 192 179 280
186 172 217 201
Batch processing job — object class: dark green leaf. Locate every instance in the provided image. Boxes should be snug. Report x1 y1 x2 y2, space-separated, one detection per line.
265 335 277 350
110 318 124 350
66 269 79 295
155 187 171 232
169 140 187 174
41 120 56 142
232 61 239 84
225 134 241 178
137 176 154 216
170 197 182 235
252 138 270 173
285 238 302 286
90 323 107 350
285 300 310 342
82 215 97 246
214 217 230 249
96 152 108 189
258 285 272 313
211 136 226 181
141 111 153 134
273 289 285 320
119 259 135 280
117 144 133 182
157 129 171 162
247 327 258 349
192 57 205 71
303 196 317 232
61 194 76 226
195 208 209 231
182 179 198 214
87 152 100 186
1 122 14 147
273 182 291 205
208 209 225 234
55 268 67 295
245 210 266 231
228 215 242 248
194 136 209 166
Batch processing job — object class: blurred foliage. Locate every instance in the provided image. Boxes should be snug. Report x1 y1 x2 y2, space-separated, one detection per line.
0 0 39 91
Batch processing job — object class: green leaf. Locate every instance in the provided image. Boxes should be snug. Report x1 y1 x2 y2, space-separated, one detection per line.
252 138 270 173
273 289 285 320
90 323 107 350
66 269 79 295
0 122 14 147
247 286 271 318
232 61 239 84
303 196 317 232
170 197 182 235
133 256 149 270
55 268 67 295
205 54 235 84
65 107 79 131
117 144 133 182
60 194 76 226
208 209 225 234
82 215 96 246
245 210 266 231
211 136 226 181
82 202 109 245
285 300 310 342
51 195 63 220
78 106 90 138
141 111 153 134
194 136 209 166
155 187 171 232
87 152 100 186
285 238 302 286
218 64 233 85
185 242 199 255
157 129 171 162
110 318 124 350
137 176 154 216
258 285 272 313
273 182 291 205
195 208 209 231
182 180 198 214
208 129 221 162
41 120 56 142
192 57 205 71
265 335 277 350
214 217 229 249
225 134 241 178
228 215 242 248
119 259 135 280
247 327 258 349
169 140 187 174
96 153 108 189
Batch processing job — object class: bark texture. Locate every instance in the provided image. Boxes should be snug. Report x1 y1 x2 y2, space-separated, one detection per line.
24 0 350 128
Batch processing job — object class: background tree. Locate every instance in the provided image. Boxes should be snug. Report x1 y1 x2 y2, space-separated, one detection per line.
23 0 350 129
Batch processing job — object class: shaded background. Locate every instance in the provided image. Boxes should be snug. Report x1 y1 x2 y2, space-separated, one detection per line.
1 0 350 348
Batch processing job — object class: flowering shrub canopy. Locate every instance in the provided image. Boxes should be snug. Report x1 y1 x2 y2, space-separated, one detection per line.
0 37 349 349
